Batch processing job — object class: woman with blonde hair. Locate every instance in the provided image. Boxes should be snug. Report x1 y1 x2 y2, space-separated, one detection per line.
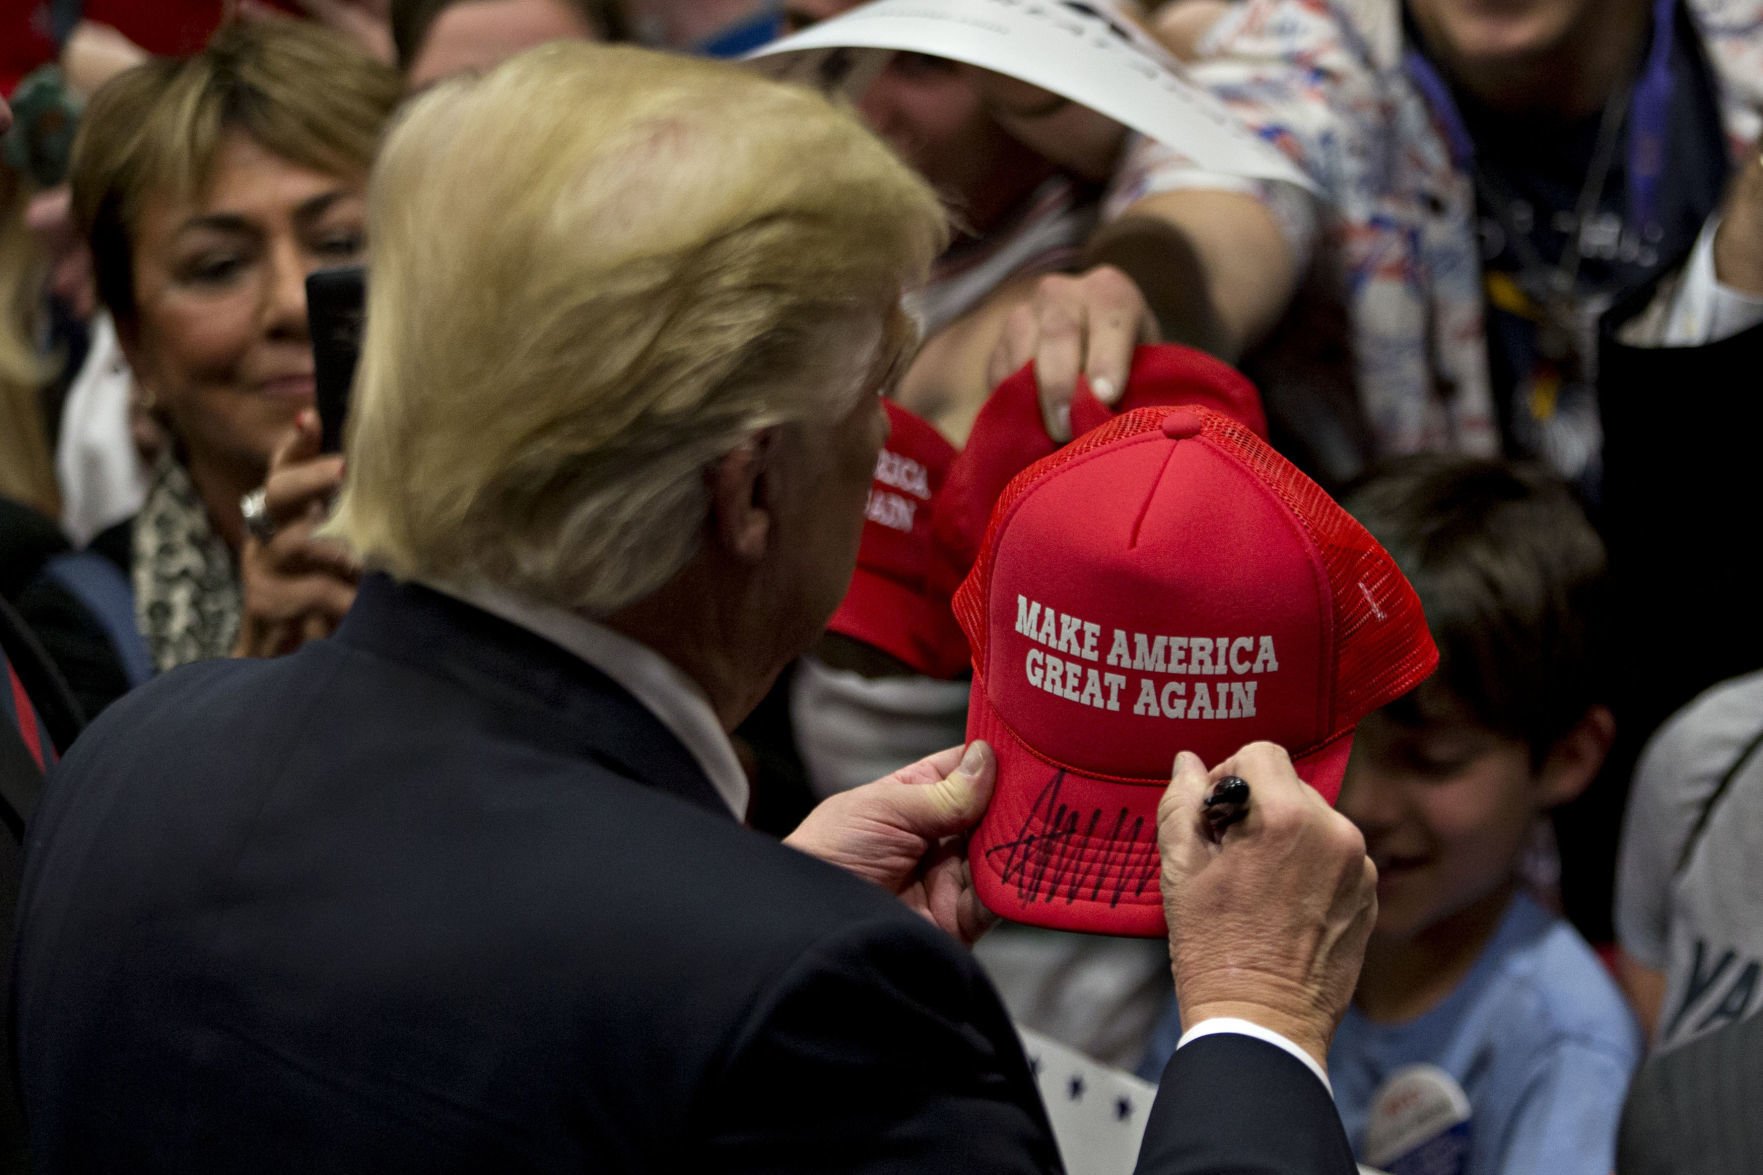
14 18 399 713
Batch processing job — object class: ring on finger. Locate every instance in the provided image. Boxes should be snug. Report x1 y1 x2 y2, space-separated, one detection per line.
240 487 276 545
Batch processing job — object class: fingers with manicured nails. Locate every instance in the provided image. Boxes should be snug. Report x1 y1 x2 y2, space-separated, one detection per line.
981 267 1156 443
255 508 360 580
264 411 345 528
270 408 322 470
1031 283 1085 442
990 302 1043 391
235 408 359 660
1078 265 1151 405
263 460 347 524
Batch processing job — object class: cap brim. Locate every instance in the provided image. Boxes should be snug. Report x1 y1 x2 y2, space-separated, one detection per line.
967 672 1357 938
827 566 947 678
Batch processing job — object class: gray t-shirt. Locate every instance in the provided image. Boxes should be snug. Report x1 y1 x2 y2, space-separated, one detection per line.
1615 669 1763 1052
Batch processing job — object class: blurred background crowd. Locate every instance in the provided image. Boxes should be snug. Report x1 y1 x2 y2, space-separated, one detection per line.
4 1 1763 1171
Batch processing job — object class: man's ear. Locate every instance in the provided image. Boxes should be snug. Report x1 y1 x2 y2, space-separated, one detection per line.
706 431 774 565
1537 704 1616 808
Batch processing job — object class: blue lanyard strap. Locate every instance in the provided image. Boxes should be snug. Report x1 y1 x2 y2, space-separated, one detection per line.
695 5 784 58
1627 0 1679 231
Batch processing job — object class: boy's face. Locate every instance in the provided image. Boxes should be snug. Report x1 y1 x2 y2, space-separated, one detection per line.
1337 704 1543 943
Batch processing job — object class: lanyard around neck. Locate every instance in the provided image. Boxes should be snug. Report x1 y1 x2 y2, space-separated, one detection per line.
1401 0 1678 235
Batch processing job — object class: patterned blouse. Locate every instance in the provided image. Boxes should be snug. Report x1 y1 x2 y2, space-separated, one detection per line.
1105 0 1763 462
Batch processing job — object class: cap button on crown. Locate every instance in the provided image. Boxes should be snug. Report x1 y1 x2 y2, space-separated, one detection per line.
1160 407 1203 439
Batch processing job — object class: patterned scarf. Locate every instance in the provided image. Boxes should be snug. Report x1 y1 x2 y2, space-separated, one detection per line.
132 450 241 672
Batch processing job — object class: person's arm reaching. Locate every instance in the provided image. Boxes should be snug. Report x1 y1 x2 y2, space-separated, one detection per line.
899 187 1299 445
1088 189 1300 366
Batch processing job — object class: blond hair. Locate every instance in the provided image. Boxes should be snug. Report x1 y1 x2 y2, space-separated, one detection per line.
329 43 947 614
69 20 401 325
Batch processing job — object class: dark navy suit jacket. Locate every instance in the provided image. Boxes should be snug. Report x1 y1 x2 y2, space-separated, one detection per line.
14 575 1353 1173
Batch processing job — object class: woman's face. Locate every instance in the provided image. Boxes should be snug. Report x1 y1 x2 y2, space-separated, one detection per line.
124 132 366 487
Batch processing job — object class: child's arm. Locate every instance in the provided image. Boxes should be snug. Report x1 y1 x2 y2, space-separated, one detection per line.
1494 1038 1642 1175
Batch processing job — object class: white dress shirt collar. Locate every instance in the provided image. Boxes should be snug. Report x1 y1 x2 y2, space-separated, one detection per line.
425 580 750 820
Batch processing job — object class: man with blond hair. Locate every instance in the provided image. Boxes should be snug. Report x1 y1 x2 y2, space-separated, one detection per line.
15 44 1371 1171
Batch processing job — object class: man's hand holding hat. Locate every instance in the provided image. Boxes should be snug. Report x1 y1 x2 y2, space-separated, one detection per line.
786 740 1001 947
789 730 1378 1076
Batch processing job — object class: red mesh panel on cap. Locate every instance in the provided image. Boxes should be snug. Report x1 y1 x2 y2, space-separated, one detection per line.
954 407 1436 737
1196 411 1437 729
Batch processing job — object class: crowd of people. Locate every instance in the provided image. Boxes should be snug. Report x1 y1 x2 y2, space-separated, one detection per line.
3 0 1763 1171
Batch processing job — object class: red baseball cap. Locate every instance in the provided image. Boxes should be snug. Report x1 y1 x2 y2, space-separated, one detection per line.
955 406 1437 937
826 401 969 679
930 344 1268 609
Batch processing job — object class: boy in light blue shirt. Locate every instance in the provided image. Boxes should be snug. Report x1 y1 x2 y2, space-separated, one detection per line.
1140 456 1640 1175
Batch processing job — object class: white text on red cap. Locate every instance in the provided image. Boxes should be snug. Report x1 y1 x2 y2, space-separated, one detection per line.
1016 595 1279 720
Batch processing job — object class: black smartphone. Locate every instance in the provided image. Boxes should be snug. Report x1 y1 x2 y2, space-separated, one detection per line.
306 266 366 454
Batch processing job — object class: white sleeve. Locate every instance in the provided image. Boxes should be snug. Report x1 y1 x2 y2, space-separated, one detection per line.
1639 217 1763 347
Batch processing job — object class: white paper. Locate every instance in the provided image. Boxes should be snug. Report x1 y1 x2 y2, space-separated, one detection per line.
1018 1025 1395 1174
1017 1025 1157 1175
747 0 1316 194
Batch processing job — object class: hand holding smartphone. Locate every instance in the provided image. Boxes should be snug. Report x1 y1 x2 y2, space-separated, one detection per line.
306 265 366 454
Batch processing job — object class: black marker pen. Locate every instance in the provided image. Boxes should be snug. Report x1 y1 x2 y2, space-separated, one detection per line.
1203 775 1250 842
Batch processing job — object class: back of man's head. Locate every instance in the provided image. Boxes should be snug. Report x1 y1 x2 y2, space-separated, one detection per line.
328 43 947 615
1344 454 1608 761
